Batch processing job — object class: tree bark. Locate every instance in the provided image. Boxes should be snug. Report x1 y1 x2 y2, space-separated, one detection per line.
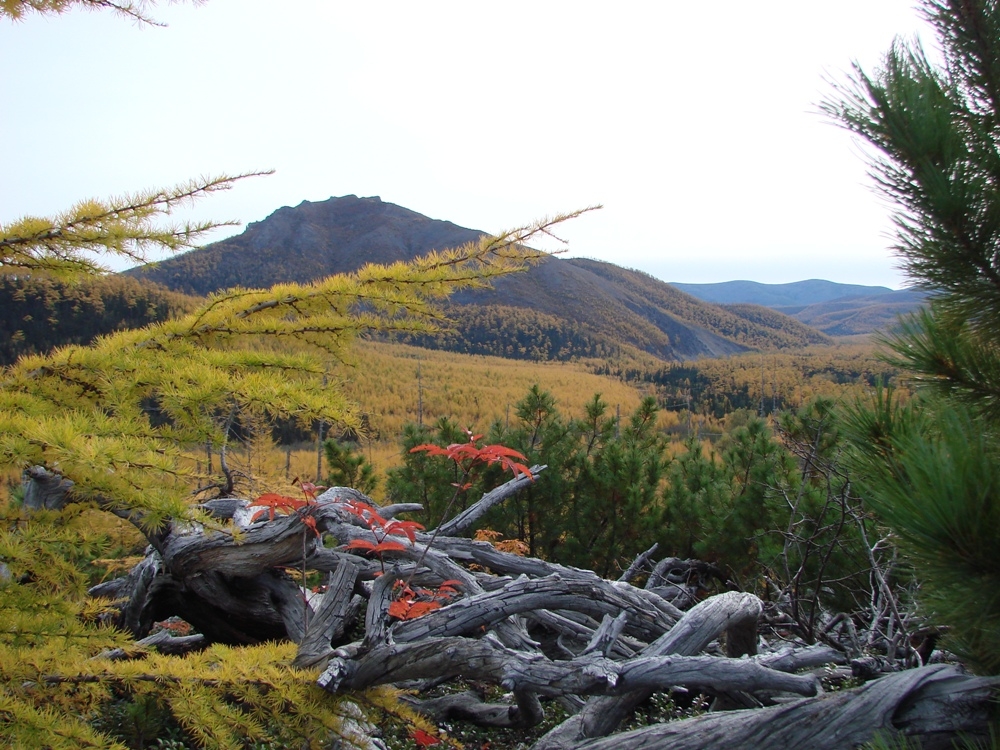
533 591 764 748
566 665 998 750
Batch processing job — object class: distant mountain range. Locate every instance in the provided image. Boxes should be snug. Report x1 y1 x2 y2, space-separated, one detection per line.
671 280 926 336
670 280 893 306
128 196 838 361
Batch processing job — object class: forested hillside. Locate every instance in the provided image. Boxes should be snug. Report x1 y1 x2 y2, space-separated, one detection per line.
127 195 483 295
0 274 197 365
391 303 622 361
773 288 927 335
560 260 830 350
601 344 901 421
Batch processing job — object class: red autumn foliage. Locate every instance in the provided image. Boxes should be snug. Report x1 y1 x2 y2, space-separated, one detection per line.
250 492 321 537
340 499 425 561
339 499 460 621
343 538 408 555
388 598 442 620
387 580 461 621
410 430 533 480
410 729 442 747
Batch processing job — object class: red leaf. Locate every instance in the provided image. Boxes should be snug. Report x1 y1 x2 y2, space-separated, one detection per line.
385 519 424 543
434 583 460 598
394 582 416 598
343 539 378 553
480 444 528 460
252 493 308 522
387 599 413 619
299 481 326 500
301 514 320 538
411 729 442 747
388 594 443 620
412 436 534 479
342 499 388 529
446 442 481 461
372 540 408 554
507 461 534 480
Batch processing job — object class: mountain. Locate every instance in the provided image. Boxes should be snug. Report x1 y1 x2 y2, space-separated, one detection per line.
670 280 925 335
127 195 830 360
771 289 928 336
127 195 483 295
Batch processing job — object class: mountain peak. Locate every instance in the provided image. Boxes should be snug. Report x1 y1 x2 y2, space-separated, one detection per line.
126 197 830 360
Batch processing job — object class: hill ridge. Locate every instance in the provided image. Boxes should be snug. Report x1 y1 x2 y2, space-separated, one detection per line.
127 195 830 360
669 279 926 335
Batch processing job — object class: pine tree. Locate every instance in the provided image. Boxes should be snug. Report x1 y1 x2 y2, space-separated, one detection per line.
825 0 1000 673
562 396 667 578
324 439 379 497
487 385 579 560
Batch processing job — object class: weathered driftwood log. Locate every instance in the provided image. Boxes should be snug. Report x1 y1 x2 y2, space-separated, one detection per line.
533 590 764 748
316 635 817 707
85 473 558 647
399 690 524 728
389 573 677 644
563 665 998 750
90 511 326 643
433 465 546 536
64 466 998 749
98 627 208 661
293 557 364 668
311 587 812 733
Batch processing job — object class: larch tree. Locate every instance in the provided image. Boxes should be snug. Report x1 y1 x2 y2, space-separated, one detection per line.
0 3 589 747
824 0 1000 674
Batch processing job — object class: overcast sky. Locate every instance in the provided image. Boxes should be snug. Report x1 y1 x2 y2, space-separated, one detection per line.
1 1 932 288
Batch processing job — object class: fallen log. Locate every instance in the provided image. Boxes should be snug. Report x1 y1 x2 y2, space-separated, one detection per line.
564 665 998 750
63 472 997 749
533 590 764 748
316 635 817 707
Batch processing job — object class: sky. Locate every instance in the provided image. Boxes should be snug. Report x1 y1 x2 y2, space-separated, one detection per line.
1 1 934 288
